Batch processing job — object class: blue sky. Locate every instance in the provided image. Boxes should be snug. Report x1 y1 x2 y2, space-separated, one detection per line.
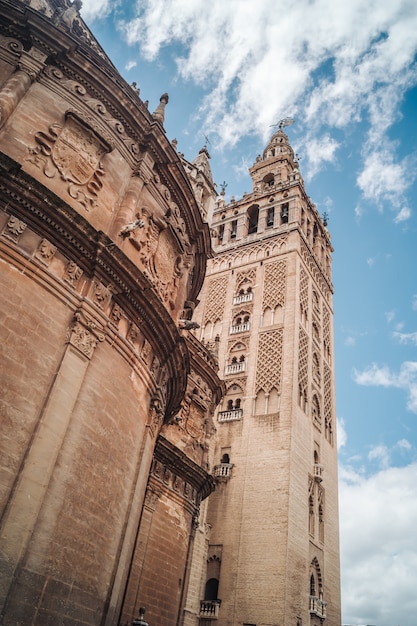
81 2 417 624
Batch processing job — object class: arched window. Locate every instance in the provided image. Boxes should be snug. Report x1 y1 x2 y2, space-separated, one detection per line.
313 353 320 384
221 453 230 464
319 504 324 542
230 220 237 239
309 495 315 535
281 203 289 224
204 578 219 601
266 206 275 227
310 574 316 596
312 395 321 424
247 205 259 234
313 222 319 244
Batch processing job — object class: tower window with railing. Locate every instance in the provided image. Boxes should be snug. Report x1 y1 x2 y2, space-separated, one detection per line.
225 356 245 375
233 287 253 305
230 314 250 334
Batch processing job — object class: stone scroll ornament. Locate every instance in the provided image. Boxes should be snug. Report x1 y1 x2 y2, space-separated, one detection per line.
27 110 111 210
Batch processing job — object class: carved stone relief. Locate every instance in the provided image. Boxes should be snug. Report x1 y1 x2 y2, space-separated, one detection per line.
66 310 105 359
42 66 140 159
2 215 27 242
144 487 161 512
27 110 111 210
63 260 83 288
90 280 112 310
127 205 185 311
35 238 57 265
109 303 123 328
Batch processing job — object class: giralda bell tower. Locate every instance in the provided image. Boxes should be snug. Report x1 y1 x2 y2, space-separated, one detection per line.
190 128 341 626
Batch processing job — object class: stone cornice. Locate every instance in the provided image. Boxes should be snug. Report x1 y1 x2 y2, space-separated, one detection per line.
154 435 215 502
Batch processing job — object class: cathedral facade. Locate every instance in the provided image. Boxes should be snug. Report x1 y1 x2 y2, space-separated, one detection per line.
0 2 341 626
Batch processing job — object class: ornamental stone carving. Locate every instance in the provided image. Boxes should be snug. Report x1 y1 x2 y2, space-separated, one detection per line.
63 260 83 288
127 207 166 277
127 206 185 310
90 280 112 310
27 111 111 210
3 215 26 242
66 310 105 359
35 238 57 265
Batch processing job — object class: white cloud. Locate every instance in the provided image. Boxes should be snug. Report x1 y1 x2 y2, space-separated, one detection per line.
74 0 417 229
339 462 417 626
80 0 113 21
125 60 137 71
114 0 417 202
385 310 395 323
353 361 417 413
368 443 390 468
394 206 412 222
304 134 339 181
393 330 417 346
344 336 356 347
396 438 412 451
357 148 412 206
412 295 417 311
337 417 347 449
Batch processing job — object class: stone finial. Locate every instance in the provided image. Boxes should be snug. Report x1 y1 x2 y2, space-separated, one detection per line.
152 93 169 124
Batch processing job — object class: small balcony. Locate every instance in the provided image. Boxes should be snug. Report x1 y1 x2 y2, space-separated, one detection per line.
233 292 253 305
309 596 327 619
213 463 234 479
314 463 324 481
230 322 250 334
218 408 243 422
225 362 246 375
199 600 221 620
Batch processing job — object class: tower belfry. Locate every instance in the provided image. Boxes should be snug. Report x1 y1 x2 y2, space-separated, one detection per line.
188 130 341 626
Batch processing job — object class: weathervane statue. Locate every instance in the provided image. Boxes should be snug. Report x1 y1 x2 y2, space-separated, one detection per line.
270 117 295 130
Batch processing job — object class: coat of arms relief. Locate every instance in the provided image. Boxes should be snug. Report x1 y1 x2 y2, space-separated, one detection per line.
127 206 189 312
27 110 111 210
